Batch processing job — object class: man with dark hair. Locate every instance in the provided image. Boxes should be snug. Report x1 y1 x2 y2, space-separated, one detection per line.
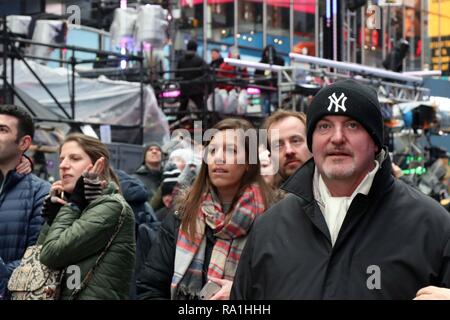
255 45 285 113
0 105 50 300
232 80 450 299
210 48 224 69
175 39 208 118
134 142 163 201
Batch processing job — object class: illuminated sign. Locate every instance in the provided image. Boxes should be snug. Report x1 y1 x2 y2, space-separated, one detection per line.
430 36 450 75
429 0 450 37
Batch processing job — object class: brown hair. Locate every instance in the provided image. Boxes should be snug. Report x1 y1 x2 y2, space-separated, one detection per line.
59 133 120 190
177 118 275 241
262 110 306 129
262 110 306 147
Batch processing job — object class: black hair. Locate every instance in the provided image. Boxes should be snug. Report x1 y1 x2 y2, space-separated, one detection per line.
187 40 198 52
262 45 277 63
0 104 34 139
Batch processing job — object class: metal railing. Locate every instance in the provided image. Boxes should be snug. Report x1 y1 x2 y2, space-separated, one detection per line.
0 16 146 143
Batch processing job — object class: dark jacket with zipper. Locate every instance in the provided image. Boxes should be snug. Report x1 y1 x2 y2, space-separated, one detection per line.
231 155 450 300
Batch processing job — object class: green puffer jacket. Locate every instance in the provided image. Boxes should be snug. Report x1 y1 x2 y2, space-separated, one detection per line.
37 182 135 300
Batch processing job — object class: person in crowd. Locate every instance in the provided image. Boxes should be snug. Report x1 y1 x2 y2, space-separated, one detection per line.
264 110 450 300
216 46 248 92
0 104 50 300
116 169 154 235
176 39 209 116
154 164 182 222
254 45 285 113
134 142 163 201
37 133 135 300
231 79 450 299
209 48 224 70
263 110 311 187
151 144 204 213
258 145 276 187
255 45 285 85
150 147 194 212
115 169 157 300
136 118 277 300
167 148 194 172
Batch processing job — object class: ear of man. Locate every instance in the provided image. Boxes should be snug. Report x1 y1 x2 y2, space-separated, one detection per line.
17 135 32 152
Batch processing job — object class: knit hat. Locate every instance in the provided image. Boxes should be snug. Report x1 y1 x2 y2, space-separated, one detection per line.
144 141 162 152
306 79 384 152
142 142 163 165
161 163 181 197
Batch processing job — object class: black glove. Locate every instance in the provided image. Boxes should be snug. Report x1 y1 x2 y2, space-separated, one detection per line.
41 195 63 226
69 173 103 211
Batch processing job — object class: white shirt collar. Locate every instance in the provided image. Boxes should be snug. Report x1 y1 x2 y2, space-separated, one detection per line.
313 157 381 246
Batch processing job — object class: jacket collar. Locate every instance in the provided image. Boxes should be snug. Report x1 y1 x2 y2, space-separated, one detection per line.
135 164 161 175
0 170 25 194
281 158 316 203
281 148 394 203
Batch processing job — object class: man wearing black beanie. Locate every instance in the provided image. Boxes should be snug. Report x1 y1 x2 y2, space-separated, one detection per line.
232 79 450 300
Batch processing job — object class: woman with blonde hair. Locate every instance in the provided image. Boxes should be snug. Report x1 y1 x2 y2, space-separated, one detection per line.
137 118 276 300
37 133 135 300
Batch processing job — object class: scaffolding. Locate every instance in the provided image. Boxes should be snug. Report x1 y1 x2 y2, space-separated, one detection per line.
0 16 147 144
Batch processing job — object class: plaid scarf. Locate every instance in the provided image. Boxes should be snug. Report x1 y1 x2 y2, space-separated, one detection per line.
171 183 265 300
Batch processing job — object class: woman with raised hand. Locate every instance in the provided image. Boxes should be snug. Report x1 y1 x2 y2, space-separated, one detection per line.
137 118 277 300
37 133 135 300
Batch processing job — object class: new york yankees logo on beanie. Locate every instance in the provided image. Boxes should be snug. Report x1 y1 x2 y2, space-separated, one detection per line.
306 79 384 152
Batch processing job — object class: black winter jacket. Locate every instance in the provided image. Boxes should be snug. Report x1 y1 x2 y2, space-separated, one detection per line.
176 51 208 95
136 212 216 299
231 155 450 299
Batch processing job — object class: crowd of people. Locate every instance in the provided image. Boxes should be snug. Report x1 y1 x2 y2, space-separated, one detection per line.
1 78 450 300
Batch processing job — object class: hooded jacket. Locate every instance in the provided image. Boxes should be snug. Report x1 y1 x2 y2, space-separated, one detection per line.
231 154 450 299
